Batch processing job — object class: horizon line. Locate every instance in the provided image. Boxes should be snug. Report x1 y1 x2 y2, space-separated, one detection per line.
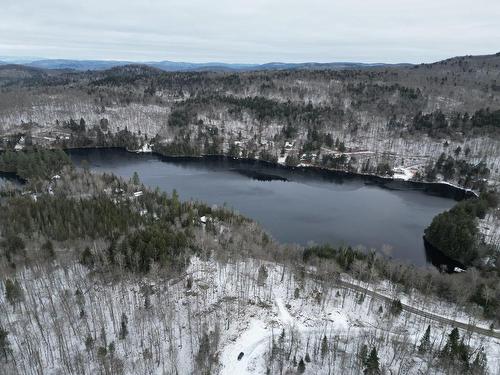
1 51 499 67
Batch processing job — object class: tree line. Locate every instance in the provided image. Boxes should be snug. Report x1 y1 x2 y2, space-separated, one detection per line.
0 148 71 180
424 192 499 265
302 242 500 323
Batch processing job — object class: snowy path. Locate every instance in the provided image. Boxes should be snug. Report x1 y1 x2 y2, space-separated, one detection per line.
219 280 499 375
219 320 271 375
219 297 331 374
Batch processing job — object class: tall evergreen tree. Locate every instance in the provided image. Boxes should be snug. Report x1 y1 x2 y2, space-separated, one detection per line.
0 327 11 362
418 325 431 354
359 343 368 368
364 347 380 375
4 279 23 306
257 264 268 286
304 352 311 363
196 332 215 373
119 313 128 340
297 358 306 373
132 171 140 186
321 335 328 361
41 240 55 260
471 347 488 375
441 327 460 359
390 299 403 316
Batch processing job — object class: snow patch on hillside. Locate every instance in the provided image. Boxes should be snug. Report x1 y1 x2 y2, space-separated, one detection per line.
1 257 499 374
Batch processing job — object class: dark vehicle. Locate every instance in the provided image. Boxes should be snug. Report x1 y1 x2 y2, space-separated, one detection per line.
237 352 244 361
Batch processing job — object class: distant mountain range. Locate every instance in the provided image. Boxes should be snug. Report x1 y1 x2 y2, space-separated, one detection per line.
0 57 411 72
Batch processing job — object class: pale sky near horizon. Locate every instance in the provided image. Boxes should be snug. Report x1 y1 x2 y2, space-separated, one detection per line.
1 0 499 63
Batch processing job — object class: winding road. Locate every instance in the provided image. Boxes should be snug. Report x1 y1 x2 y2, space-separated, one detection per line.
336 279 500 339
219 284 499 375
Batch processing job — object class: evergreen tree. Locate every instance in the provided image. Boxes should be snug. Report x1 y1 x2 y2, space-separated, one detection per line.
285 154 299 167
457 338 471 367
257 264 268 286
144 294 151 310
471 347 488 375
297 358 306 374
294 287 300 299
41 240 55 260
80 247 94 267
75 288 85 318
364 347 380 375
97 346 107 359
84 335 94 352
304 352 311 363
338 141 346 152
439 327 474 370
196 332 212 371
4 279 23 306
108 341 115 356
79 118 86 132
119 313 128 340
321 335 328 361
279 329 285 345
441 327 460 359
132 171 140 186
2 235 25 258
359 343 368 367
418 325 431 354
425 203 479 265
0 327 11 362
390 299 403 316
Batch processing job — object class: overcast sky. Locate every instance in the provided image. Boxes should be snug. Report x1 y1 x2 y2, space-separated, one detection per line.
1 0 499 63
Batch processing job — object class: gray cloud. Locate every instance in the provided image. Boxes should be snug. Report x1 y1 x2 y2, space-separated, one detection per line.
1 0 499 63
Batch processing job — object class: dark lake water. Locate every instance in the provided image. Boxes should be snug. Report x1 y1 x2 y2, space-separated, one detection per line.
67 148 457 266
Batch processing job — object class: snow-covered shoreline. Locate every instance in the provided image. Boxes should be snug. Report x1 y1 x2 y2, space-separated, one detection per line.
136 147 479 199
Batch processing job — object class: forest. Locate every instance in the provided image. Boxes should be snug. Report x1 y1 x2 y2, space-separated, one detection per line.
2 53 500 191
1 53 500 374
0 150 250 272
425 192 499 265
0 148 71 180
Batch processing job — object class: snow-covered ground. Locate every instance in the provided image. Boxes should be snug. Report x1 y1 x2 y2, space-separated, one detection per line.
480 211 500 250
393 166 416 181
1 256 499 374
133 143 153 153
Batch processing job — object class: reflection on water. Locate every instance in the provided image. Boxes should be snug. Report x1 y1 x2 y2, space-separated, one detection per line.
68 148 457 266
424 238 466 272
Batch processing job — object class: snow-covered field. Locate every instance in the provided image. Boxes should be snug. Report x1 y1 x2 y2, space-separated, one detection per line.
1 256 499 374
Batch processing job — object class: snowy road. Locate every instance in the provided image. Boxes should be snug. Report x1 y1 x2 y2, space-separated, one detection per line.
219 297 340 374
219 279 499 374
334 279 500 339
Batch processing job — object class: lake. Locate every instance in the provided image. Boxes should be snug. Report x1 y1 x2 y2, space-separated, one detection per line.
67 148 457 266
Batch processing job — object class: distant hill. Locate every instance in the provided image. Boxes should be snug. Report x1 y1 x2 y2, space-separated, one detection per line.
24 59 133 71
0 57 409 72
